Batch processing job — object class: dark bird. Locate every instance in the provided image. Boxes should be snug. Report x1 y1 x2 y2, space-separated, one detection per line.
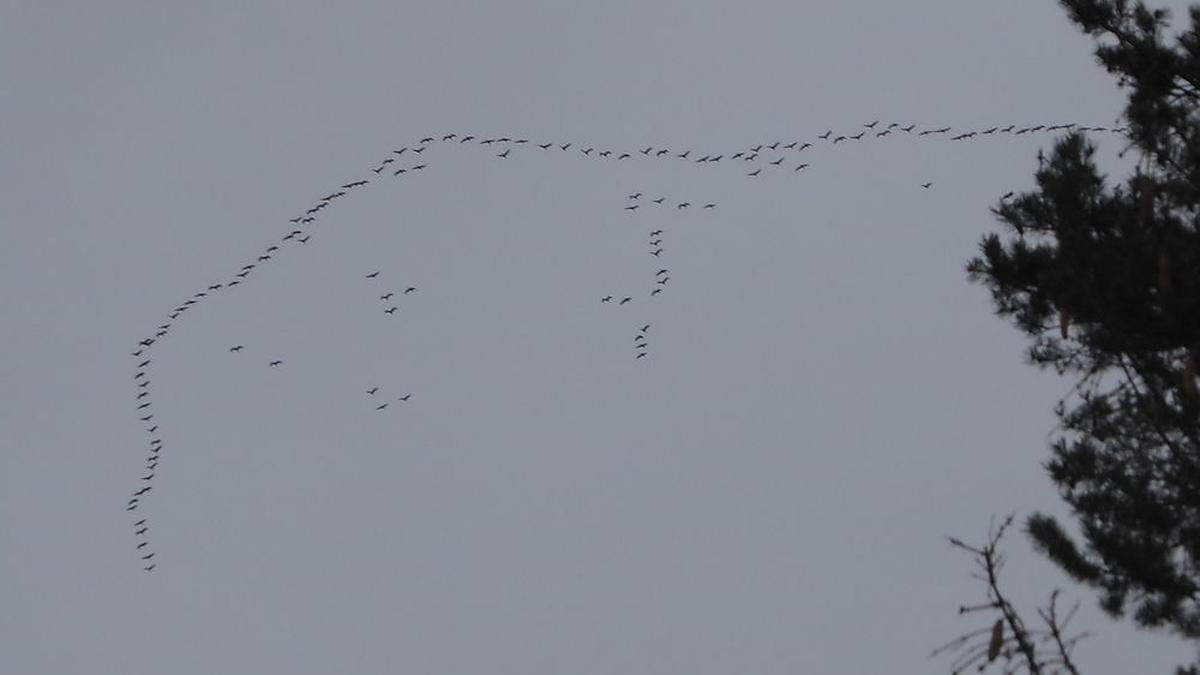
385 307 399 315
677 202 690 208
617 153 630 159
1001 191 1014 200
864 120 879 128
136 528 148 535
624 205 639 211
850 132 865 140
581 147 593 155
299 236 311 244
641 146 653 155
366 271 380 278
650 249 663 256
404 287 417 294
747 169 762 176
818 130 832 139
497 149 510 158
411 164 427 170
137 403 151 410
142 553 155 560
651 289 663 296
921 182 933 189
650 229 663 236
143 565 155 572
650 239 662 246
376 403 389 411
419 137 435 143
653 197 665 204
461 136 476 143
131 350 143 357
629 192 642 200
619 297 632 305
794 163 810 171
560 143 572 151
538 142 553 149
833 136 847 143
393 168 407 176
601 296 613 303
269 360 282 367
656 149 670 157
137 542 148 549
901 124 916 132
381 292 395 300
135 519 146 526
367 387 380 395
657 277 670 285
146 425 157 432
769 157 785 165
229 344 244 352
266 246 279 253
640 324 651 332
142 474 154 481
138 360 151 368
398 394 411 402
636 352 647 359
676 150 690 159
656 269 669 276
134 487 152 496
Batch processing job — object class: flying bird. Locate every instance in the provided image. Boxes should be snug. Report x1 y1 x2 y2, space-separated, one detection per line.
653 197 665 204
601 296 613 303
497 149 510 158
367 387 380 395
143 565 155 572
376 403 389 411
381 292 394 300
619 297 632 305
747 169 762 177
269 360 282 367
404 287 417 294
230 345 243 352
366 271 380 278
398 394 411 401
136 527 148 535
921 182 933 189
385 307 399 315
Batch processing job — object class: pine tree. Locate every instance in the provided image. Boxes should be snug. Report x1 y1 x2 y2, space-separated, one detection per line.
965 0 1200 657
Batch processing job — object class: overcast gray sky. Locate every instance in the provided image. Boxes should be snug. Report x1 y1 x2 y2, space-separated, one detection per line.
4 2 1197 673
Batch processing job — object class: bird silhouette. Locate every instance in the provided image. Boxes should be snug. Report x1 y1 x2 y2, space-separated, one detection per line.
769 157 785 166
230 345 244 352
651 289 663 296
656 269 669 276
921 182 933 189
703 203 716 209
269 360 282 367
538 142 552 149
794 163 810 172
624 205 639 211
747 169 762 176
404 287 417 294
137 542 148 549
398 394 411 402
366 271 380 279
143 565 155 572
1001 191 1014 200
636 352 647 359
497 149 510 158
640 324 651 333
136 527 148 535
818 130 832 139
385 307 399 315
601 296 613 303
376 403 389 411
650 249 663 256
619 297 632 305
367 387 380 395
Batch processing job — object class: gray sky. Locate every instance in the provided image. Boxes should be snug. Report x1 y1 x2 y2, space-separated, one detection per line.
3 1 1196 673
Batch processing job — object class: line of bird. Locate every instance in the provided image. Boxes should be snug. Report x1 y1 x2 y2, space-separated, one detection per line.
124 117 1126 571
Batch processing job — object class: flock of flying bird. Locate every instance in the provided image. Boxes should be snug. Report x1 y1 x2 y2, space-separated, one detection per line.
125 117 1131 571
